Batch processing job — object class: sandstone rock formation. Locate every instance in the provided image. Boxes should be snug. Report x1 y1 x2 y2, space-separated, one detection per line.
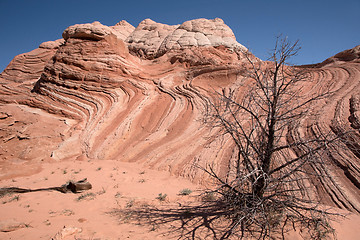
125 18 247 59
39 39 65 49
51 226 82 240
319 44 360 66
126 18 179 58
158 18 246 55
0 18 360 216
63 20 134 41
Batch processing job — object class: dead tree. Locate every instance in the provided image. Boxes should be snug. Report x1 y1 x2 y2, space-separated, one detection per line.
204 37 342 239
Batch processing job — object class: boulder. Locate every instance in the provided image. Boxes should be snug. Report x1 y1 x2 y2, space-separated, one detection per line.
51 226 82 240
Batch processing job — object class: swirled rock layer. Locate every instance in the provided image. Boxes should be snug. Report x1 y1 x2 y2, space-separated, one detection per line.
0 18 359 215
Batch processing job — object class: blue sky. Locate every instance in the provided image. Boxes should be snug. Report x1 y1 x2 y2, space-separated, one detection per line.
0 0 359 72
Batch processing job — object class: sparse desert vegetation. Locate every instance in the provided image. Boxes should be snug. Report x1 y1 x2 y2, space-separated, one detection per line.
0 13 359 240
76 192 96 201
156 193 167 202
178 188 192 196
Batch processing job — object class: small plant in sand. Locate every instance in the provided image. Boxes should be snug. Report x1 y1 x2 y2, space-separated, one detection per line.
179 188 192 196
96 187 106 195
150 225 157 232
201 192 216 202
10 195 20 202
138 179 146 183
126 199 135 208
76 192 96 201
96 167 102 171
49 210 56 215
156 193 167 202
62 209 75 216
2 194 20 204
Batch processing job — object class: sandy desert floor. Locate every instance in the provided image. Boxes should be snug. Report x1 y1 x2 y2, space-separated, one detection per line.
1 159 360 239
0 159 204 239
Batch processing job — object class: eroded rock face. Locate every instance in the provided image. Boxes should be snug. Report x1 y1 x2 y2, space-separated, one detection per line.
158 18 246 55
0 48 56 84
111 20 136 40
1 18 360 215
126 18 179 58
62 18 247 59
349 94 360 129
39 39 65 49
126 18 247 58
318 45 360 66
63 20 134 41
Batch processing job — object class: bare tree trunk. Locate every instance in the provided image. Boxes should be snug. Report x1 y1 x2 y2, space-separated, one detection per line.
202 36 342 239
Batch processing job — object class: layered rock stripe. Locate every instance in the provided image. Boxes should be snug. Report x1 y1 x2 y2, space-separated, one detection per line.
1 18 359 214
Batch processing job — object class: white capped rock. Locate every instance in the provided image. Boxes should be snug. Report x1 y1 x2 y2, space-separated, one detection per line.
125 18 179 58
110 20 135 40
158 18 247 55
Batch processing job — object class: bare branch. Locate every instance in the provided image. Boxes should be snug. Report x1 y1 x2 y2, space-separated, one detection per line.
200 36 343 239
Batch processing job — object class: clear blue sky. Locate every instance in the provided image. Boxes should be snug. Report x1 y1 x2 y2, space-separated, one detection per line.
0 0 359 72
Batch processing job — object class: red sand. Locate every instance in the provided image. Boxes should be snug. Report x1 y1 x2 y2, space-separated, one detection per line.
1 18 360 239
